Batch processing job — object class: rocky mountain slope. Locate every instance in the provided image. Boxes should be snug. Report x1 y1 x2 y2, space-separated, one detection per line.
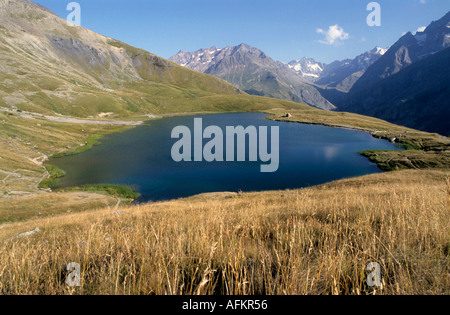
284 47 387 92
343 47 450 136
349 11 450 95
0 0 244 118
170 44 335 110
171 42 388 110
340 11 450 135
315 47 387 92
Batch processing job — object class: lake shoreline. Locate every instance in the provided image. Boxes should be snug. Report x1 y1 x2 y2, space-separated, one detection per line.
45 111 402 201
38 108 449 202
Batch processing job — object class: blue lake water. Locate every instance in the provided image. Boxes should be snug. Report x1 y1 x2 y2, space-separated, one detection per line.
50 113 402 202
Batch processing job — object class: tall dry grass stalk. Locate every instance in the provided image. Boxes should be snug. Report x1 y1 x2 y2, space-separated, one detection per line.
0 169 448 295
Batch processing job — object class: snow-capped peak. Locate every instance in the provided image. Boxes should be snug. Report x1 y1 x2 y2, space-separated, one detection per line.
371 46 388 55
288 57 326 82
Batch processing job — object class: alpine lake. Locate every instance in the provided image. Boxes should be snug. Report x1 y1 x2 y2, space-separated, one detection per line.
49 113 402 202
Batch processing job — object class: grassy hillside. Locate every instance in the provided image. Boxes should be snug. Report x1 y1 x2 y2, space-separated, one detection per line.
0 169 448 295
0 0 244 119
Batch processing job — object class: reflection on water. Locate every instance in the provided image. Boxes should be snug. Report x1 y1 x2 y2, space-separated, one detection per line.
323 145 340 161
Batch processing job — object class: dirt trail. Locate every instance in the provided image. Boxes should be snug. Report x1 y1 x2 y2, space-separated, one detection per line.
0 106 144 126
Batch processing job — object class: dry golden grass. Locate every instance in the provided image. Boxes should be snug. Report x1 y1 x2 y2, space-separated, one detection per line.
0 169 448 295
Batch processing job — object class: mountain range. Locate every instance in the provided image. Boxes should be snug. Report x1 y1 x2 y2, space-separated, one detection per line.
170 11 450 135
287 47 387 92
170 44 389 110
316 47 388 91
170 44 335 110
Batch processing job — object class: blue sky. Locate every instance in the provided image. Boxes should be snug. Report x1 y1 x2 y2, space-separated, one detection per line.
35 0 450 63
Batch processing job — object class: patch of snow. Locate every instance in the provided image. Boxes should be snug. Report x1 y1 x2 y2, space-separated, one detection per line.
375 47 388 55
415 26 427 34
308 64 323 71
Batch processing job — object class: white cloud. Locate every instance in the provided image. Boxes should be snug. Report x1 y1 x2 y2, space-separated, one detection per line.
316 24 350 45
419 0 427 4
